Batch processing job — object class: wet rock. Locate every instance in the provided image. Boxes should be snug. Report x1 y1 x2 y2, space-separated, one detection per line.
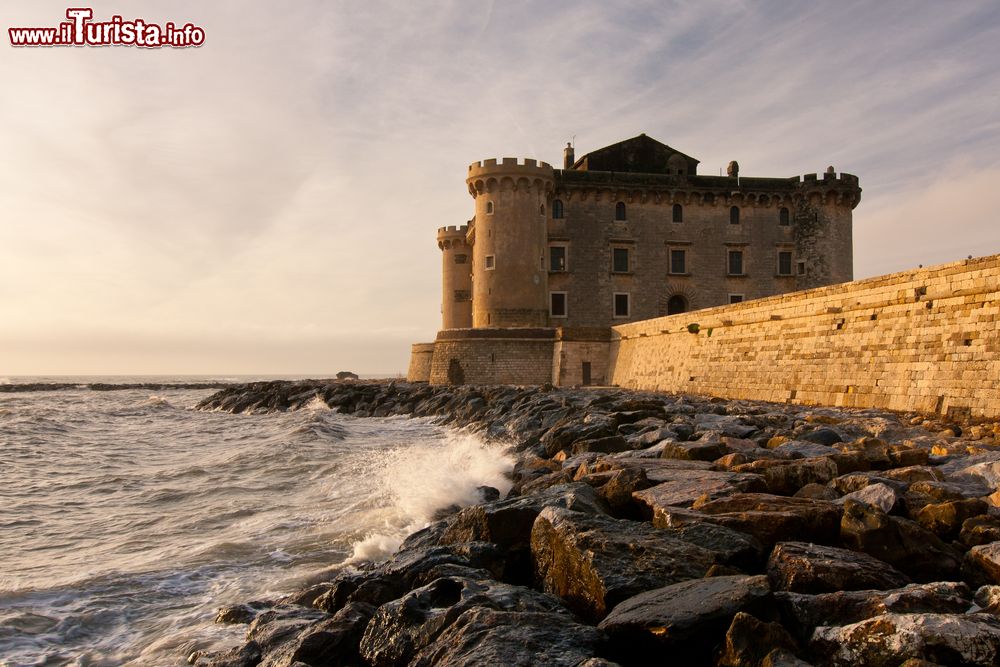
775 581 971 639
915 498 989 540
733 457 838 495
571 434 630 455
530 506 716 621
966 541 1000 585
631 468 766 512
358 576 568 667
597 575 771 664
655 520 763 570
716 612 801 667
247 606 329 653
215 604 261 625
961 515 1000 548
767 541 910 593
257 601 374 667
810 612 1000 667
840 499 962 582
687 494 842 549
410 608 603 666
188 642 262 667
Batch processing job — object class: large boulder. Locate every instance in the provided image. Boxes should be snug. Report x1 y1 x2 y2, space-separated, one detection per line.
915 499 989 541
965 541 1000 586
810 613 1000 666
631 468 766 513
257 601 375 667
767 541 910 594
530 506 716 621
597 575 771 664
716 612 802 667
733 457 839 495
685 494 842 549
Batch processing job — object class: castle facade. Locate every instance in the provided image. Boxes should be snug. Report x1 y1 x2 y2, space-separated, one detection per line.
412 134 862 386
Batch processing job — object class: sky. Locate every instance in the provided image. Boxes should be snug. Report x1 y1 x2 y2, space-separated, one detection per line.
1 1 998 376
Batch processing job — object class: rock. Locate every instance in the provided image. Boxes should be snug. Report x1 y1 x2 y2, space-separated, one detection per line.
530 506 716 621
571 434 630 455
975 584 1000 613
655 520 763 570
838 482 901 514
840 499 962 582
772 440 837 459
257 601 374 667
694 414 757 438
915 498 989 540
358 576 568 666
593 466 651 517
215 604 260 625
810 612 1000 666
761 648 814 667
961 515 1000 548
688 494 842 549
909 480 977 502
597 575 771 664
247 606 329 653
767 541 910 594
661 438 728 461
631 468 766 513
188 642 262 667
774 581 971 639
733 457 839 495
716 612 801 667
794 483 840 501
410 608 603 666
966 541 1000 585
882 466 944 484
801 428 843 446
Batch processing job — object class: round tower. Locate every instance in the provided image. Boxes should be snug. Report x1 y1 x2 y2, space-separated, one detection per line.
466 158 554 328
792 170 862 289
437 224 472 329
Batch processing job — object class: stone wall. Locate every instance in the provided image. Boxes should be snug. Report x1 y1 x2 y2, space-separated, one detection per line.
406 343 435 382
428 329 556 385
610 254 1000 419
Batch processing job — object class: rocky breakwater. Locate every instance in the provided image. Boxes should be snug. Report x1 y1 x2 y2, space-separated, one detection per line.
192 380 1000 666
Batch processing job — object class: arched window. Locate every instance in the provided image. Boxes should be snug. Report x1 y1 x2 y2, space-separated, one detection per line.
779 207 790 226
730 206 740 225
486 201 494 214
552 199 564 219
615 201 627 221
667 295 688 315
672 204 683 223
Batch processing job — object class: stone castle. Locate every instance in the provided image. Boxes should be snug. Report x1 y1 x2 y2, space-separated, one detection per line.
411 134 862 386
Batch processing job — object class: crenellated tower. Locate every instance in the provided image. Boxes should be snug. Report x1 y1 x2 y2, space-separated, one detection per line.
790 168 862 289
466 158 555 327
437 224 472 329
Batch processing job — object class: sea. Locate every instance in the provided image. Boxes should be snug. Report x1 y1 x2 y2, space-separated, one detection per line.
0 376 514 666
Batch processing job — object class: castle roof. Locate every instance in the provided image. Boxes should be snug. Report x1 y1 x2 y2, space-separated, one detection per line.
571 134 700 175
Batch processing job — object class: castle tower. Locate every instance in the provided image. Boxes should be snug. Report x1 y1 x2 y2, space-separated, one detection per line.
792 170 862 289
437 225 472 329
466 158 555 328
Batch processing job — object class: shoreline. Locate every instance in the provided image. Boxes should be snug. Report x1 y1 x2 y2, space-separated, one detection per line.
189 381 1000 666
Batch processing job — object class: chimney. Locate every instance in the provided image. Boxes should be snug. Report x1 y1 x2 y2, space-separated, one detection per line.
563 142 575 169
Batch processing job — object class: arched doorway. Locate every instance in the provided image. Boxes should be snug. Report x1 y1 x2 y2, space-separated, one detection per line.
667 294 688 315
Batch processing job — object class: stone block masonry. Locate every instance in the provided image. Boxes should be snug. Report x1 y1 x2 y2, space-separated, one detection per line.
610 254 1000 419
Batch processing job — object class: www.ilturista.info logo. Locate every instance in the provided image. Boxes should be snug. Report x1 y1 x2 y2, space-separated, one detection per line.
9 8 205 48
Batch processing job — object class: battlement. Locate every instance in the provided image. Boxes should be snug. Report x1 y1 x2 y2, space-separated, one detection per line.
467 157 555 183
436 224 469 238
794 171 860 187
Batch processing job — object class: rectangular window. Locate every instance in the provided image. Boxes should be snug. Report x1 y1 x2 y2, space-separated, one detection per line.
729 294 744 304
728 250 744 276
549 246 567 272
454 290 470 302
485 255 495 270
778 251 793 276
550 292 567 317
454 254 467 264
797 260 806 276
669 249 686 275
613 292 630 318
612 247 630 273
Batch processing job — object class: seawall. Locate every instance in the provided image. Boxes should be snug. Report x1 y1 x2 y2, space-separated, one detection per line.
611 254 1000 419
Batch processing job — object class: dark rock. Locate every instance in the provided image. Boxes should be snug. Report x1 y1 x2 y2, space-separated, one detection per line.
572 435 630 455
358 576 569 666
688 493 843 549
475 485 501 502
410 608 603 666
975 584 1000 613
247 606 329 653
965 541 1000 586
733 457 838 495
810 612 1000 666
772 440 837 459
257 601 374 667
767 541 910 594
717 612 801 667
530 506 716 621
632 468 766 513
840 499 962 582
597 575 771 664
961 515 1000 548
215 604 261 625
775 581 972 640
655 520 763 571
915 498 989 540
801 428 843 446
188 642 262 667
661 438 728 461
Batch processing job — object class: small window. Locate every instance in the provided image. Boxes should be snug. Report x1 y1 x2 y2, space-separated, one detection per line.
778 251 793 276
615 201 627 221
796 260 806 276
612 247 630 273
454 254 467 264
730 206 740 225
539 204 545 216
672 204 683 223
669 249 686 275
454 290 470 302
614 293 630 318
667 294 687 315
729 294 744 304
728 250 744 276
485 255 495 270
550 292 567 318
549 246 567 272
552 199 564 219
779 207 790 226
486 201 494 215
